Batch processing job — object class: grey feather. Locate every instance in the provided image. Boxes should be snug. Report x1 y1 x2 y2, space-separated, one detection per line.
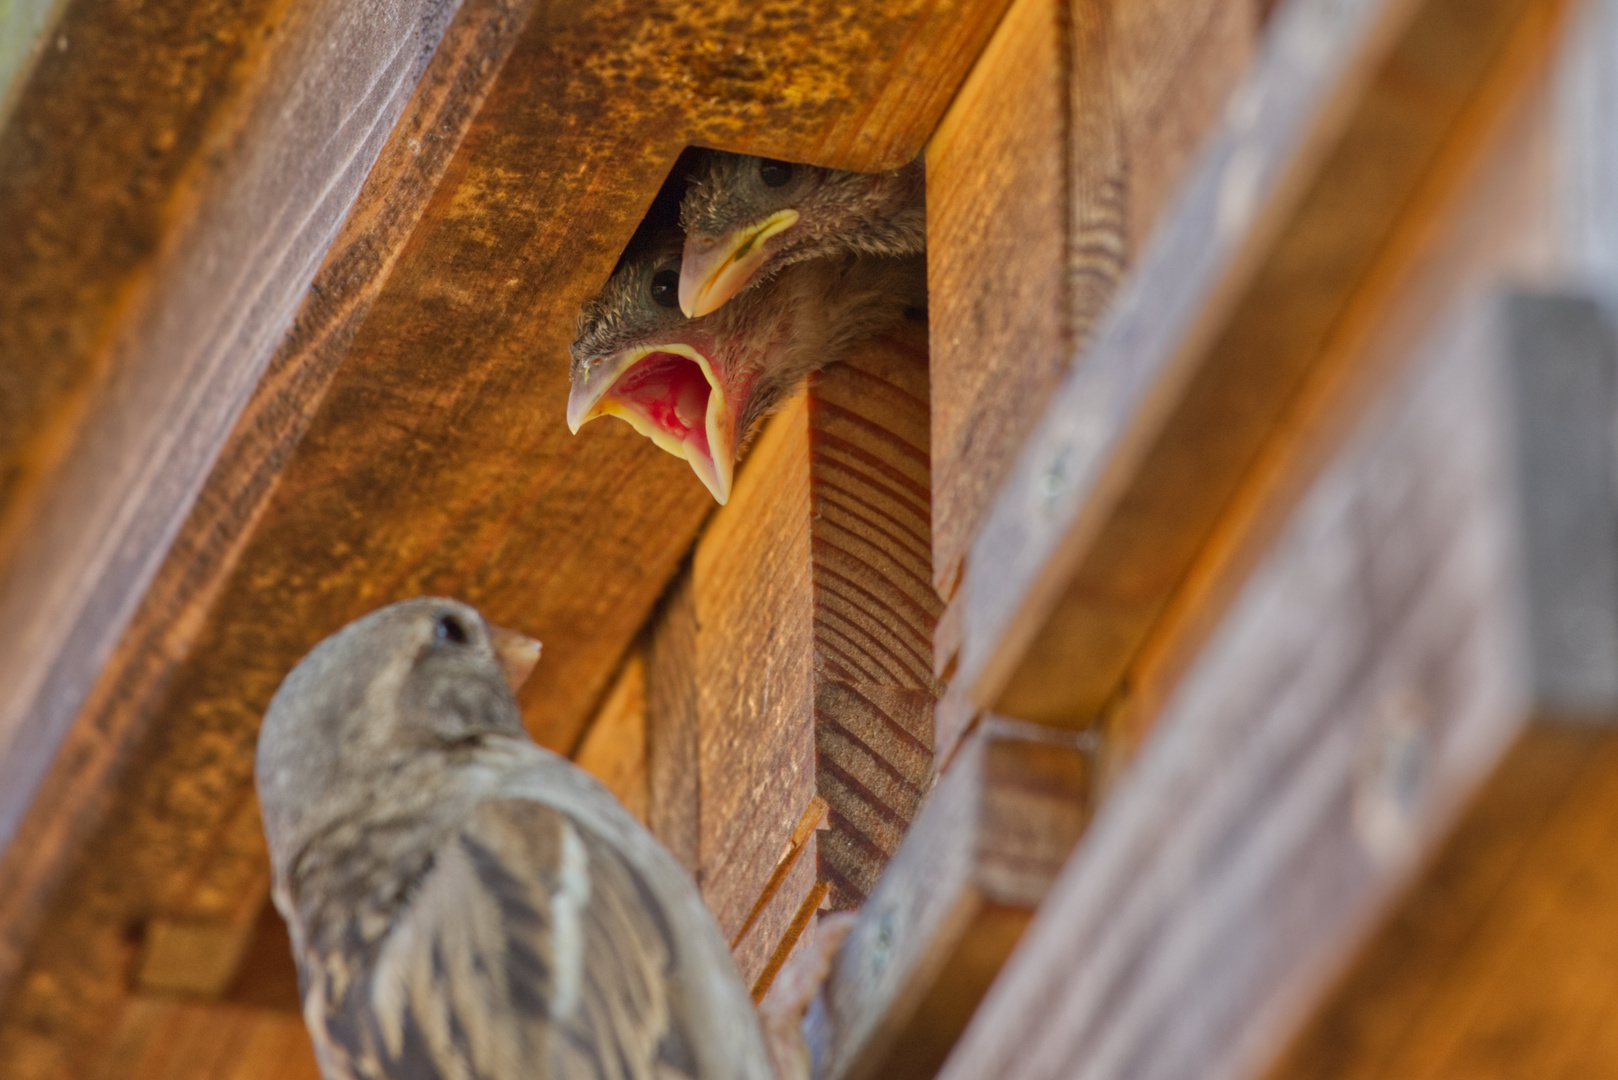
257 598 774 1080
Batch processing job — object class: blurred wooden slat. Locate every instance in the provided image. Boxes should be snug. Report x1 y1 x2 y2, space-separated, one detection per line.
647 568 702 875
92 997 319 1080
1268 723 1618 1080
574 652 649 823
814 717 1093 1080
957 0 1564 731
0 1 1011 1074
936 235 1533 1080
933 45 1565 1069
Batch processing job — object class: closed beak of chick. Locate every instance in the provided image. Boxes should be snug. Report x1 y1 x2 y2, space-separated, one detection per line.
678 208 799 318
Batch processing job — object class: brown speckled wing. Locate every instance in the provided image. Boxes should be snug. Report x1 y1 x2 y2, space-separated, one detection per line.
320 798 700 1080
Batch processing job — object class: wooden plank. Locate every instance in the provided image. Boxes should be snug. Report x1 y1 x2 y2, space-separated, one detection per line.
0 0 534 1043
1499 292 1618 717
647 568 702 875
732 798 830 997
0 0 470 859
927 0 1072 598
810 324 941 909
573 651 649 823
1267 723 1618 1080
926 0 1253 604
933 185 1538 1080
0 1 1012 1073
957 0 1565 728
90 997 320 1080
695 394 818 941
812 717 1093 1080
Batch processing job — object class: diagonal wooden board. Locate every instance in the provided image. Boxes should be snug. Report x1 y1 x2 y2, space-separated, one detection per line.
0 0 1013 1072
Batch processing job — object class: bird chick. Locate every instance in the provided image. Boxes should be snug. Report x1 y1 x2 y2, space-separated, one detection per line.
257 597 777 1080
568 231 923 505
677 153 924 318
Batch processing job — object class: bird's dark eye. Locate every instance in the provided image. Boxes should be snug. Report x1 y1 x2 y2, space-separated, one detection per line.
650 268 680 308
759 159 793 187
435 614 469 645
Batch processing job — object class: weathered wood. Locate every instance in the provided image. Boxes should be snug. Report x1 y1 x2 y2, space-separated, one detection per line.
0 1 1011 1073
92 997 320 1080
647 568 703 875
926 0 1253 604
813 717 1093 1080
1268 723 1618 1080
927 0 1072 599
810 324 941 909
696 395 818 941
933 176 1540 1080
0 0 534 1062
1500 292 1618 718
0 0 468 868
958 0 1567 729
732 797 830 997
573 651 649 823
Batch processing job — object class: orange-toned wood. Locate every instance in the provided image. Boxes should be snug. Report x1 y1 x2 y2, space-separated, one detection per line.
91 997 319 1080
647 568 702 875
934 31 1563 1076
573 652 649 823
958 0 1566 730
810 323 941 910
0 1 1012 1074
695 395 818 941
1268 723 1618 1080
815 718 1094 1080
927 0 1253 608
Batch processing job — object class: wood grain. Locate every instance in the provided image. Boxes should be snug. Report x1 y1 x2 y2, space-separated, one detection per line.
959 0 1566 727
810 324 942 909
1267 723 1618 1080
696 394 818 941
0 0 1014 1074
814 717 1093 1080
926 0 1253 603
731 797 830 996
935 214 1535 1080
573 651 649 823
92 997 320 1080
647 568 702 876
927 0 1072 598
0 0 467 868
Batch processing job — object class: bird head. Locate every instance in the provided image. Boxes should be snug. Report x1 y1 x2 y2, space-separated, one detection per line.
568 233 779 505
677 153 926 317
256 598 541 870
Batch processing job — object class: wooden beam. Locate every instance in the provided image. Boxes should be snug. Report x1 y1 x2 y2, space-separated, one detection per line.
0 0 470 864
926 0 1254 606
0 1 1009 1072
955 0 1565 730
1267 723 1618 1080
931 54 1565 1075
809 323 941 910
573 651 650 823
812 717 1094 1080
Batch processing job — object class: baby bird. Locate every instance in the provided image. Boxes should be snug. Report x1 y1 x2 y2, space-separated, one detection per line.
257 597 777 1080
677 153 925 318
569 230 923 504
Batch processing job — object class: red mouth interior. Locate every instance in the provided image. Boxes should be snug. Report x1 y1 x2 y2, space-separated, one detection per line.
608 352 715 462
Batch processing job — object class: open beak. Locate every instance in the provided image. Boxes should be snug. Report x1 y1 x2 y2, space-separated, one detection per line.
487 624 541 692
566 343 738 504
678 208 799 318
